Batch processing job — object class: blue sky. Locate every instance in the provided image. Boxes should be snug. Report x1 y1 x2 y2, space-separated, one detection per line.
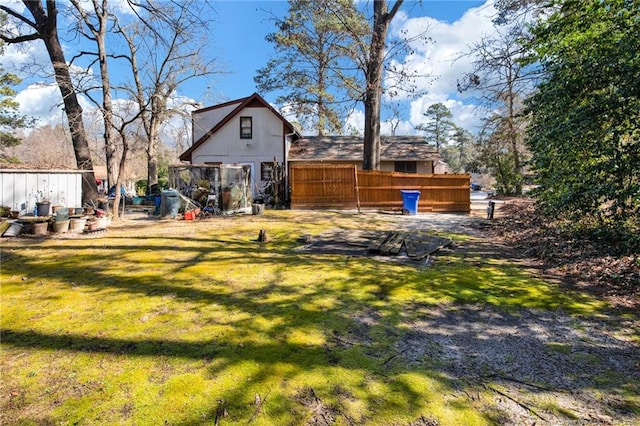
3 0 498 139
211 0 486 102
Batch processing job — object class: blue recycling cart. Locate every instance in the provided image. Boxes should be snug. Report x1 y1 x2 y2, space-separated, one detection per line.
400 190 421 215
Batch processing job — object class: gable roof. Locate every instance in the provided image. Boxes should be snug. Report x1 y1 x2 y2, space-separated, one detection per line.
288 135 440 162
179 92 299 162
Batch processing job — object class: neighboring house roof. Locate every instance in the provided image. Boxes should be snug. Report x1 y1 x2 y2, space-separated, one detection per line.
179 92 299 162
288 135 440 162
0 163 90 173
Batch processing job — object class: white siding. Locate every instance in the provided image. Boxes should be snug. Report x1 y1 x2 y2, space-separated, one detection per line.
192 103 241 143
191 107 285 165
190 107 286 197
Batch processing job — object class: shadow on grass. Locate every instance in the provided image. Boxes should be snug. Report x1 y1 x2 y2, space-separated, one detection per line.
1 216 638 424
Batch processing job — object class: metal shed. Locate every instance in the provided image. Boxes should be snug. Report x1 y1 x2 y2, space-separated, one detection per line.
0 169 85 215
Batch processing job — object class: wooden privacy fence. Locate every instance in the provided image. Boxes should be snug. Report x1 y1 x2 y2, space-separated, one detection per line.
289 164 470 213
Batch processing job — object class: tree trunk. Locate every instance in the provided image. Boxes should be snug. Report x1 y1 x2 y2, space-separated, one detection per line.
147 117 160 194
12 0 98 203
362 0 403 170
506 80 522 195
96 21 118 198
19 1 99 204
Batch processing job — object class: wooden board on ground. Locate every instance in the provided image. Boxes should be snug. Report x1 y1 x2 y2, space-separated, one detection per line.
368 231 451 260
295 228 451 263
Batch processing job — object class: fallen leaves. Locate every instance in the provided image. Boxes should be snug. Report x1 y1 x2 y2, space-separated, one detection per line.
488 199 640 311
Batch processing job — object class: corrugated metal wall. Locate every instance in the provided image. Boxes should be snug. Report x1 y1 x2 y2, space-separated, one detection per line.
289 164 470 213
0 170 84 214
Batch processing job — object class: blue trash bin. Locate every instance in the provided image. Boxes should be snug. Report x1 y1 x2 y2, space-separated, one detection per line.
400 190 421 215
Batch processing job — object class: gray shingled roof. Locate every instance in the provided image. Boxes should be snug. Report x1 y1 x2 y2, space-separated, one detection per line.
288 135 440 161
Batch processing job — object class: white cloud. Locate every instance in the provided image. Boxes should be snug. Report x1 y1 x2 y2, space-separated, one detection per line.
7 0 499 146
393 1 497 96
345 109 364 136
386 0 498 134
15 84 65 126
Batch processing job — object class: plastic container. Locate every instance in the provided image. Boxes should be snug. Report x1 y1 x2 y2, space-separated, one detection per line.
88 217 108 230
400 190 421 215
55 207 69 221
161 190 181 218
252 203 264 215
184 211 195 220
36 202 51 216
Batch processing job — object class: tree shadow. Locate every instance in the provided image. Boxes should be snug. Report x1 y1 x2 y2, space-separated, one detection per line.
1 214 638 424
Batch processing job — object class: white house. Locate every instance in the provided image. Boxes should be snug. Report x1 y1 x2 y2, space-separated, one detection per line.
179 93 447 205
179 93 300 197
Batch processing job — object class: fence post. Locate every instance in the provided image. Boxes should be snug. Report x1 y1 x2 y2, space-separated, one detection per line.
354 165 361 213
487 201 495 219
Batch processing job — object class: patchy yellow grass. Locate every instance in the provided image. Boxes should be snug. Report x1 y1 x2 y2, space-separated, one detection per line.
0 210 609 425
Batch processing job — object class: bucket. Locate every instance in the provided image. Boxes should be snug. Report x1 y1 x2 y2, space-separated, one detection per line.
32 222 48 236
184 211 195 220
252 203 264 215
69 218 87 233
36 202 51 216
55 207 69 221
2 221 22 237
52 220 70 233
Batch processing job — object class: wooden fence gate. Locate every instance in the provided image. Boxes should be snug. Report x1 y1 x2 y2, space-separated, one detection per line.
289 164 470 213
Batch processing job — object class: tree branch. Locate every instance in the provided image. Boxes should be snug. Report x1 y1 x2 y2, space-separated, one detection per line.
0 5 37 29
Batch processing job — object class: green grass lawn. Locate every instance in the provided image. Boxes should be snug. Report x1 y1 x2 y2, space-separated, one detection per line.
0 210 621 425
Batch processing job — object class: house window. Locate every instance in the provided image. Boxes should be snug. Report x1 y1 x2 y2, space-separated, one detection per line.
261 162 274 180
240 117 252 139
395 161 417 173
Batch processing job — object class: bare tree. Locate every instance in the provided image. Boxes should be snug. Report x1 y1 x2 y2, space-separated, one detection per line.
0 0 99 203
68 0 126 214
10 124 75 167
257 0 429 166
341 0 428 169
68 0 220 212
383 102 403 136
116 0 220 195
458 24 534 194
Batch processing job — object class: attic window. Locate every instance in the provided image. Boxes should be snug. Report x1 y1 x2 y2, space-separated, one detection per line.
240 117 252 139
